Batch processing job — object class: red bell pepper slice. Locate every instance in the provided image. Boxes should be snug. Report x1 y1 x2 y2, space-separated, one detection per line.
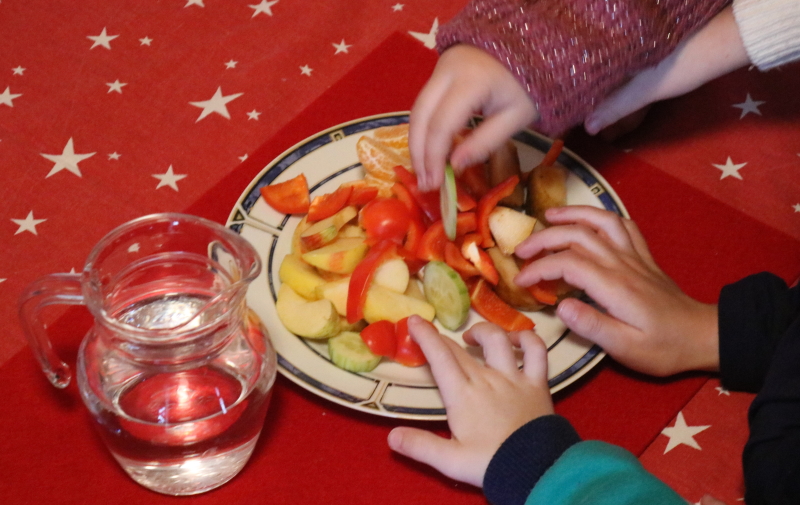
444 241 480 278
417 220 447 262
260 173 310 214
457 163 492 200
460 233 499 285
521 255 560 305
343 180 380 207
456 182 477 211
346 240 397 323
539 139 564 168
468 279 535 332
307 185 353 222
393 317 428 367
393 166 441 223
476 175 519 248
360 320 397 359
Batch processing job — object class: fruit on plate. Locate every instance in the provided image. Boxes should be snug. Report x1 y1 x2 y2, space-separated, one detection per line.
423 261 470 331
275 283 340 339
486 247 544 311
362 284 435 324
279 254 326 300
300 205 358 250
371 257 410 294
316 276 350 316
328 331 382 373
488 206 538 255
301 237 369 274
526 139 566 226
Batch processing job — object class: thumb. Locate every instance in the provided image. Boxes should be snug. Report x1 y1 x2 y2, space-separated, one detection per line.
388 427 483 487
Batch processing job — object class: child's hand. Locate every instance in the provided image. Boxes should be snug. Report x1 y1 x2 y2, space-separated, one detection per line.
388 317 553 487
514 206 719 377
409 44 538 192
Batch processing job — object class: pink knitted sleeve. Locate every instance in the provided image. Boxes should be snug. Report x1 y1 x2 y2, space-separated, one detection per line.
436 0 730 136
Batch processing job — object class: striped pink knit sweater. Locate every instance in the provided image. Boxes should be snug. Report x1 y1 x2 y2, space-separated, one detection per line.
436 0 731 136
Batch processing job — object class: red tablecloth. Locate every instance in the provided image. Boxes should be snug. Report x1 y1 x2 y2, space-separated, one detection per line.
1 2 798 504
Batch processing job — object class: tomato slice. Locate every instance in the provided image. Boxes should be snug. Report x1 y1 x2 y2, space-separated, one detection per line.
360 198 411 244
476 175 519 248
260 173 310 214
346 240 397 323
307 185 353 222
394 317 427 367
360 320 397 359
468 278 535 332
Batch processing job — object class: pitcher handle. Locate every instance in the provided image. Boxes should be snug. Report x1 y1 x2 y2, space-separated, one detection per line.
18 273 85 389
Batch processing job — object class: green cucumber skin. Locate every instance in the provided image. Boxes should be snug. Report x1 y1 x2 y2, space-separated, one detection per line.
328 331 381 373
423 261 470 331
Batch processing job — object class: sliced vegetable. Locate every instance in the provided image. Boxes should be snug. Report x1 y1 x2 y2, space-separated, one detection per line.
394 317 427 367
300 205 358 250
328 331 382 373
468 278 535 332
359 320 397 359
360 198 410 244
342 180 380 207
443 241 480 278
441 164 458 241
393 165 440 223
260 173 310 214
346 240 397 323
461 233 499 285
307 185 353 222
423 261 470 330
458 163 491 199
476 175 519 248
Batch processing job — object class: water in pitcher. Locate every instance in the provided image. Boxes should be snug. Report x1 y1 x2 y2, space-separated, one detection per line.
82 256 272 495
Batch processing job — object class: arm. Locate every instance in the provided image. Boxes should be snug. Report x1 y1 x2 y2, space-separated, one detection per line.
410 0 730 190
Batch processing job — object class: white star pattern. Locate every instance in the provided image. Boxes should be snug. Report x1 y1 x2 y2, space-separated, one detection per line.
300 65 313 76
185 0 204 7
333 39 352 54
239 154 249 162
409 18 439 49
106 80 127 93
247 110 261 120
661 411 711 454
793 203 800 213
40 138 96 178
715 387 730 396
12 66 25 75
713 157 747 180
128 243 140 253
733 94 765 119
225 60 238 69
250 0 278 17
87 27 119 50
108 152 121 160
0 86 22 107
139 36 152 46
0 278 6 284
189 87 244 122
152 165 187 191
11 211 46 236
392 3 404 11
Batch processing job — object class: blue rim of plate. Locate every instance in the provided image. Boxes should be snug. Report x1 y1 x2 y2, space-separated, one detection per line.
228 112 625 419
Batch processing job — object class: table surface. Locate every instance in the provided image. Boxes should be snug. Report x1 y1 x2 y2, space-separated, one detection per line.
1 2 799 504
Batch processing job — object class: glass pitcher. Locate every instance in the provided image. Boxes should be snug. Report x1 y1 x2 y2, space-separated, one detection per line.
19 213 277 496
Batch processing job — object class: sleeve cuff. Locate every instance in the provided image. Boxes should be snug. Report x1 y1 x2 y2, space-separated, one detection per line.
483 414 581 505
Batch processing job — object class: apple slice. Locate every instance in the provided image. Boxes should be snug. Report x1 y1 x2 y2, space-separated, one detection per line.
301 237 368 274
372 257 410 293
316 276 350 316
300 205 358 250
362 284 435 324
488 206 537 255
278 254 325 300
276 283 340 339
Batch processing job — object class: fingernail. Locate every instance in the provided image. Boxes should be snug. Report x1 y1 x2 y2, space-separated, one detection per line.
585 117 600 135
556 301 575 323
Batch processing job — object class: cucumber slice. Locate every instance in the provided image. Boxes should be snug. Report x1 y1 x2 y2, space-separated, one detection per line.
440 164 458 241
328 331 382 373
423 261 470 330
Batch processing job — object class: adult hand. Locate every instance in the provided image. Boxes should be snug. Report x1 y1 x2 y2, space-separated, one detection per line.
388 317 553 487
585 6 748 137
409 44 538 192
514 206 720 376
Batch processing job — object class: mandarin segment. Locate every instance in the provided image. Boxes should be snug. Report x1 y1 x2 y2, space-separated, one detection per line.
356 136 411 182
372 124 409 149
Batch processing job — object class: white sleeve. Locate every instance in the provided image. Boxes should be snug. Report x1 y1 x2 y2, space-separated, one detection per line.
733 0 800 70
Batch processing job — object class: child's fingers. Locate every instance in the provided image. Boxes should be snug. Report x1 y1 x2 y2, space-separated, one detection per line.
462 322 518 374
536 206 637 254
515 330 549 385
449 107 532 173
556 297 635 357
407 316 470 389
387 427 482 488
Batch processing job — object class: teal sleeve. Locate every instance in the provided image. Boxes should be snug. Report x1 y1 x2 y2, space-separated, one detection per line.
525 441 686 505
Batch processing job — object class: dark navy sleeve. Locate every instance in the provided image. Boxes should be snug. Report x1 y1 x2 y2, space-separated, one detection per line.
483 414 581 505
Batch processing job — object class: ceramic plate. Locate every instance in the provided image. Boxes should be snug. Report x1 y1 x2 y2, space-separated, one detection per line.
227 112 628 420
